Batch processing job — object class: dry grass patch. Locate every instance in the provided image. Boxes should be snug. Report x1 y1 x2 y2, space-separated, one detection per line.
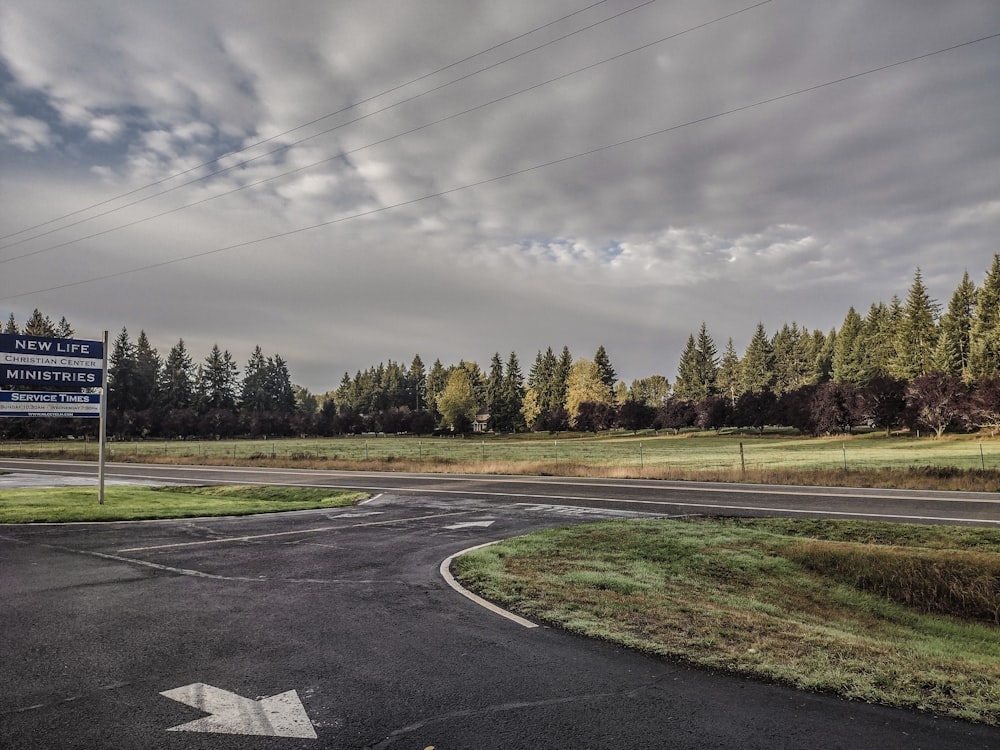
452 518 1000 725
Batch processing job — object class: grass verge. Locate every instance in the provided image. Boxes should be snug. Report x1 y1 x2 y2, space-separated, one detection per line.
452 518 1000 725
0 484 366 523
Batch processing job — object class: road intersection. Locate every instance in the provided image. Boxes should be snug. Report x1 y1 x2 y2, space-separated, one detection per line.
1 459 998 748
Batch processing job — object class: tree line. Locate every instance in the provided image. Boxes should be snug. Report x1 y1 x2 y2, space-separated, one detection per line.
4 255 1000 440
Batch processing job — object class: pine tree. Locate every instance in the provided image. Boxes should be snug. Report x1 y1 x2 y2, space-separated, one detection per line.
160 339 194 410
108 327 139 411
503 351 526 432
694 322 718 395
593 345 617 392
938 271 976 379
54 317 74 339
716 338 742 405
891 268 940 380
969 254 1000 379
554 346 573 411
739 323 775 395
4 314 18 334
486 352 505 431
23 309 55 337
408 354 426 411
133 331 161 411
832 307 865 385
673 334 700 401
200 344 238 411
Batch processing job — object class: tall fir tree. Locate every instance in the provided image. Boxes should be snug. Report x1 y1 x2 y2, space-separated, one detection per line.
108 327 139 411
739 323 775 395
715 338 742 405
593 345 617 392
133 330 161 410
969 254 1000 379
160 339 194 410
938 271 976 380
832 307 865 386
890 268 940 380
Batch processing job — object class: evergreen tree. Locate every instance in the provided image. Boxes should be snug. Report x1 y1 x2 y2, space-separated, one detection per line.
502 351 526 432
593 345 617 392
241 346 270 411
486 352 506 430
859 303 894 382
133 330 161 411
891 268 939 380
199 344 238 411
4 313 18 334
938 271 976 380
832 307 865 385
425 359 449 422
160 339 194 409
267 355 296 412
969 254 1000 379
716 338 742 405
674 323 718 400
739 323 775 395
23 309 55 337
108 327 139 412
554 346 573 411
772 322 813 395
54 317 74 339
815 328 836 382
408 354 426 411
673 334 700 401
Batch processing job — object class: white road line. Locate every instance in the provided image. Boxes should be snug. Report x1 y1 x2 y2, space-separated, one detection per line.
439 541 538 629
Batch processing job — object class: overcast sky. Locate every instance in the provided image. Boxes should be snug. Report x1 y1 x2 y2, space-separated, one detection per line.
1 0 998 393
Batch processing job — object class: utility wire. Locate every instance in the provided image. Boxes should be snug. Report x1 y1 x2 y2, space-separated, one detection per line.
0 0 658 253
3 29 997 304
0 0 624 245
0 0 772 265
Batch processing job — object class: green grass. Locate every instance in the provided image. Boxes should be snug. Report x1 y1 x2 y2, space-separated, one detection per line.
452 518 1000 725
0 484 366 523
6 432 1000 491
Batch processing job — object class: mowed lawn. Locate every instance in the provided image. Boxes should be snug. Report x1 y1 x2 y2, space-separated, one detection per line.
0 484 365 523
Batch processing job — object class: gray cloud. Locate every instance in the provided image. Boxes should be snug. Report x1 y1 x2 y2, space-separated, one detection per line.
1 0 998 391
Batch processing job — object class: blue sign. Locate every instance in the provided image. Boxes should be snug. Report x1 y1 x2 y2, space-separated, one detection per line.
0 391 101 418
0 334 104 387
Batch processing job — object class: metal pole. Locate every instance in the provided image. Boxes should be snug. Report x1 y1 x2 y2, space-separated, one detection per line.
98 330 109 505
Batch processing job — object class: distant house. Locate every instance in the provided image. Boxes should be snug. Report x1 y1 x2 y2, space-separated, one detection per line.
472 411 490 433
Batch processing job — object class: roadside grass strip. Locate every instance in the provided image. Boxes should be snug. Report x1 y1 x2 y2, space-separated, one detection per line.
451 518 1000 725
0 485 366 523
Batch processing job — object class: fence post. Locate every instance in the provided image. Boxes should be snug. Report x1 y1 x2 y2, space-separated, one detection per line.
739 442 746 475
365 440 369 460
981 442 986 470
640 442 644 470
843 441 848 471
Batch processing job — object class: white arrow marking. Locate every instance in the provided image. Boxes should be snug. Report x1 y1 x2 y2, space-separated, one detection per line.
160 683 317 739
444 520 495 529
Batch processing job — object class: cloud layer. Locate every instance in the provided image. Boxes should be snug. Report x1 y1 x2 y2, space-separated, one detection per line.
2 0 998 391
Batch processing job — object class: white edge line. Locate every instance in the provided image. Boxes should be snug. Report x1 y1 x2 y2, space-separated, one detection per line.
440 541 538 629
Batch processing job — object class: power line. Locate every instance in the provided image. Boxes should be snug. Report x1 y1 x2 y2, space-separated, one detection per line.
3 29 997 304
0 0 772 265
0 0 624 245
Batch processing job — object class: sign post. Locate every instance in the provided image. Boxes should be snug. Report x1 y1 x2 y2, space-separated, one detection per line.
0 331 109 503
98 331 108 504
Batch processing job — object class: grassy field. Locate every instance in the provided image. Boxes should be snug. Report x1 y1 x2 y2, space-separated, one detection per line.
5 431 1000 490
452 518 1000 725
0 484 366 523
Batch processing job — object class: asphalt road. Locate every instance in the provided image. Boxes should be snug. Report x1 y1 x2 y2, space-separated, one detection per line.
2 459 999 749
